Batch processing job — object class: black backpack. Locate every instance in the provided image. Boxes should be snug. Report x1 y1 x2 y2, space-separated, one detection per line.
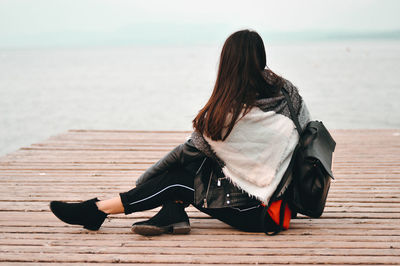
262 88 336 234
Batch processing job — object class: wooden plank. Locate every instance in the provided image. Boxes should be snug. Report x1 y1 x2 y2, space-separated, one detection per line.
1 245 399 257
0 129 400 265
1 238 399 249
1 253 400 264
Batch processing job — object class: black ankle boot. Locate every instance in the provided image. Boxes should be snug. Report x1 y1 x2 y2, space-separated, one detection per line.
50 198 108 231
132 201 190 236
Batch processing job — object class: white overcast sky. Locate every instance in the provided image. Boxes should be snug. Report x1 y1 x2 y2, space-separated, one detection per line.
1 0 399 47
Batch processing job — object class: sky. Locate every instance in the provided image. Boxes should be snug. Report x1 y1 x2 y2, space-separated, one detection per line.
1 0 400 48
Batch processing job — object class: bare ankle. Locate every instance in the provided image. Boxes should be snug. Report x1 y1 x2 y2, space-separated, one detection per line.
95 197 124 214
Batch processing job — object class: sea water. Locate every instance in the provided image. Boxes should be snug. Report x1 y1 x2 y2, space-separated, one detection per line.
1 40 399 156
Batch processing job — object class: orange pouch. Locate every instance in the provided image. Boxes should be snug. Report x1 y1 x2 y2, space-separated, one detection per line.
266 200 292 229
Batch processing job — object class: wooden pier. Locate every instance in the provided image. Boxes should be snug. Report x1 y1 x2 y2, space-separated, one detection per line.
0 129 399 265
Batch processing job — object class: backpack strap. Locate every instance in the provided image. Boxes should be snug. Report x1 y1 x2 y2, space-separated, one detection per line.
261 88 303 235
266 88 303 204
278 197 288 231
281 88 302 135
261 197 288 236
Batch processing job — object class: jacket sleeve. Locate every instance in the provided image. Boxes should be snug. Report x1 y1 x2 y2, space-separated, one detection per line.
135 139 204 186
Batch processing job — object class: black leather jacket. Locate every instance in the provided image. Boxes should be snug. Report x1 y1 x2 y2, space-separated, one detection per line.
136 139 260 209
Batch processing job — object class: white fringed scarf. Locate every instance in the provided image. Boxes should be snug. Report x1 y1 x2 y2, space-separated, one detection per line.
204 108 299 204
192 79 310 204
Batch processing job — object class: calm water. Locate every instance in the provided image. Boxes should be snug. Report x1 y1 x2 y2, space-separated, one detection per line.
1 40 400 156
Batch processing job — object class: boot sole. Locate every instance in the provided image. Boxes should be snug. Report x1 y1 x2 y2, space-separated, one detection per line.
131 221 191 236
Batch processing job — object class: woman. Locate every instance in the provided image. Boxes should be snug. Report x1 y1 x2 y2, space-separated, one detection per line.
50 29 310 235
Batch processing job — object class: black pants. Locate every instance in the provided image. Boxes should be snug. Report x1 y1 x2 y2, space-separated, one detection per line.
120 168 278 232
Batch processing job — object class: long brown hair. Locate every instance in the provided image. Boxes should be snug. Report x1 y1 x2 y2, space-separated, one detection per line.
193 29 283 141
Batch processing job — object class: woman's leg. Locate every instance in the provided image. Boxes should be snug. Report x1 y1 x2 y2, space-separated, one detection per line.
120 168 194 235
119 168 194 215
198 205 280 233
50 167 194 231
94 167 194 215
198 205 263 232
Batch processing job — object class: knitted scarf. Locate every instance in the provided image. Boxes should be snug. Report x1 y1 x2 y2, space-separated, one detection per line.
191 79 310 204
